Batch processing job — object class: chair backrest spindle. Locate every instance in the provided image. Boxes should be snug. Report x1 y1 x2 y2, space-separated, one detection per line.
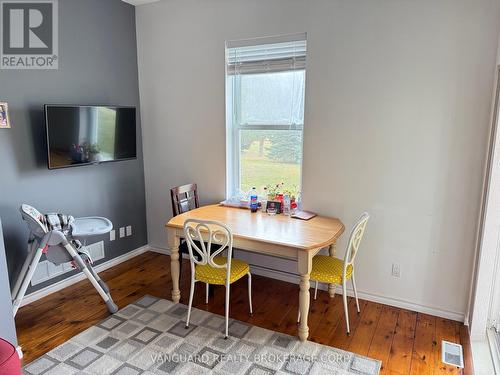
183 219 233 280
343 212 370 268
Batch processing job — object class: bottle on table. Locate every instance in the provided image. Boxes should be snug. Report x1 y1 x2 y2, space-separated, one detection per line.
283 194 291 216
261 187 268 213
250 187 258 213
277 194 284 214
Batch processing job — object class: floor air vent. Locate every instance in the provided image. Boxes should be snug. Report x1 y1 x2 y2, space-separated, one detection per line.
441 340 464 368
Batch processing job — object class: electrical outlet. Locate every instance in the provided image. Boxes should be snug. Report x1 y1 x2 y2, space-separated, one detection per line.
126 225 132 236
392 263 401 278
109 230 116 241
119 227 125 238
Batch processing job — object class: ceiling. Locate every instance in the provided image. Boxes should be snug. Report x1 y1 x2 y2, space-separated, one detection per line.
122 0 160 6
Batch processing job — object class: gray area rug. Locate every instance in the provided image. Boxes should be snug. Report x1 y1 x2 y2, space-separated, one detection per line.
23 295 381 374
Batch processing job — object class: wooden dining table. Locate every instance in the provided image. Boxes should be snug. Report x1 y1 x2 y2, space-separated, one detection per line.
165 204 345 341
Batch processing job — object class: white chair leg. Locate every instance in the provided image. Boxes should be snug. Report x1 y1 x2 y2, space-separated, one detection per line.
314 280 318 300
225 283 230 339
248 272 253 315
342 280 350 334
205 283 209 304
186 278 196 328
351 273 360 313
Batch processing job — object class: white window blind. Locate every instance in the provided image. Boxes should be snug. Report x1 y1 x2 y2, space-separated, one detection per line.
226 34 307 128
227 39 307 75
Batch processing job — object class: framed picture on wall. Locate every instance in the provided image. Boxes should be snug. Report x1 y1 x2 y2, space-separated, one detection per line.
0 102 10 129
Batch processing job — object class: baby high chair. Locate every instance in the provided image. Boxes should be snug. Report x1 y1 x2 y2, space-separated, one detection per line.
11 204 118 316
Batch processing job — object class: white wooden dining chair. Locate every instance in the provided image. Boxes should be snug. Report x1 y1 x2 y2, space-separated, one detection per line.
298 212 370 334
183 219 253 338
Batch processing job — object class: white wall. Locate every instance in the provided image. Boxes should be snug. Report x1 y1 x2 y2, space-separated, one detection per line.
136 0 500 320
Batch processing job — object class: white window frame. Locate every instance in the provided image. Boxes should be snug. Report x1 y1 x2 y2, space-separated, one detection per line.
225 72 305 198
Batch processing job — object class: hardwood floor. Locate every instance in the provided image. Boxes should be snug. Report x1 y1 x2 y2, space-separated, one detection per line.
15 252 473 374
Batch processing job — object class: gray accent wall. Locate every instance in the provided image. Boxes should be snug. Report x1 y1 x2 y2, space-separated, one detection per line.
0 0 147 293
0 220 17 345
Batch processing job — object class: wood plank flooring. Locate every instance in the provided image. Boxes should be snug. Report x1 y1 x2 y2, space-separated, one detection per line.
15 252 473 374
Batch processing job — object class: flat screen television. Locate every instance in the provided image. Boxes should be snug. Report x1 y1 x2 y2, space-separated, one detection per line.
45 105 137 169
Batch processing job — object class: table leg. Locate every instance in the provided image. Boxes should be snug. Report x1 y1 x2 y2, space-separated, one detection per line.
168 230 181 303
328 243 337 298
298 252 312 342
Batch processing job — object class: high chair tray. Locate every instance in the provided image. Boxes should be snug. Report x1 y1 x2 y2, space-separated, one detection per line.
72 217 113 237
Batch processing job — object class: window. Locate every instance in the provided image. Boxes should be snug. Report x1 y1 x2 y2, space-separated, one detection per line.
225 34 307 198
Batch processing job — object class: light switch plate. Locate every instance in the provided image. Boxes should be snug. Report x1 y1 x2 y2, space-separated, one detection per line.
110 230 116 241
119 227 125 238
126 225 132 236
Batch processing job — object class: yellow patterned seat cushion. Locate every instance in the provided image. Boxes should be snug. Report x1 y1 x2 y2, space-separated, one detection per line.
195 257 249 285
310 255 352 284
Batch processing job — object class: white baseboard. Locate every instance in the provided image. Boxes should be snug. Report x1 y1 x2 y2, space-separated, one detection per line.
25 244 465 322
149 246 169 255
150 245 465 322
150 246 189 258
252 265 465 322
20 245 151 307
248 263 465 322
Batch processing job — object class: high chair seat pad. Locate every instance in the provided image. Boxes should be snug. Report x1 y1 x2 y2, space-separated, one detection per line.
310 255 353 284
195 257 249 285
